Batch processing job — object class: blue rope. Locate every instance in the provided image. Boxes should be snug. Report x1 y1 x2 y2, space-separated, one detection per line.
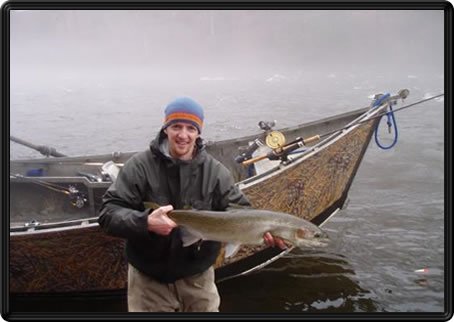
372 93 399 150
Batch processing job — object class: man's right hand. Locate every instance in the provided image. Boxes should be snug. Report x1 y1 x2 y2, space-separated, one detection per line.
147 205 177 235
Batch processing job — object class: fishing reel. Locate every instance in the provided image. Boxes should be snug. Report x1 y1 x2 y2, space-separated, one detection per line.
259 120 288 151
235 120 287 163
265 131 286 149
68 185 88 208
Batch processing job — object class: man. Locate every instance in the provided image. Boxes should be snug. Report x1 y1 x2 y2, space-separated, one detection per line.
98 97 286 312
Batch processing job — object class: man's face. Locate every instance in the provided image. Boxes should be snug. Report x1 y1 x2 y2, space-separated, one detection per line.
164 122 200 160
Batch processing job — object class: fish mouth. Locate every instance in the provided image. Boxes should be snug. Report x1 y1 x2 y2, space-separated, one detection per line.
316 239 330 247
297 238 330 248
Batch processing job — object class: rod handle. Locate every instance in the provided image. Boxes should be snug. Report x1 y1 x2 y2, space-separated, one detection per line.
242 154 269 166
303 135 320 145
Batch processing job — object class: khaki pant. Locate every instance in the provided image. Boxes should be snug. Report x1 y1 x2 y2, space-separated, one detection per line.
127 264 220 312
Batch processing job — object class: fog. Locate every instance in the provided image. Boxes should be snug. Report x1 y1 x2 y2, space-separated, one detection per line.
9 9 445 157
10 10 443 84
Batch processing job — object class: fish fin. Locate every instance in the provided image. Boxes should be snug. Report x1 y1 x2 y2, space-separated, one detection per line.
179 226 204 247
224 243 241 258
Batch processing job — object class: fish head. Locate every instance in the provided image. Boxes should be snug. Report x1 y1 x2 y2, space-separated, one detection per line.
293 226 330 248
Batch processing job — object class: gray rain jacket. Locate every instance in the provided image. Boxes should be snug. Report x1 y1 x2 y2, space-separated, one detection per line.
98 131 250 283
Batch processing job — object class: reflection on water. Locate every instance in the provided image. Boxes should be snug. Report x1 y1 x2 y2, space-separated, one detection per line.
218 249 382 313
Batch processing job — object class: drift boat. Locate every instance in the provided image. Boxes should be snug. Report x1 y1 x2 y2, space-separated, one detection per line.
9 90 409 296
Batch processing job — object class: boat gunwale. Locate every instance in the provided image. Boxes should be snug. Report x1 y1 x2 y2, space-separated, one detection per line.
10 219 99 235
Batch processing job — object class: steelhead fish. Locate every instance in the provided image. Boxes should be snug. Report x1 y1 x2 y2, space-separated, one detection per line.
144 202 329 257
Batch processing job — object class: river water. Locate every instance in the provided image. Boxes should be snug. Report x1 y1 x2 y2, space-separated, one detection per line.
9 70 445 314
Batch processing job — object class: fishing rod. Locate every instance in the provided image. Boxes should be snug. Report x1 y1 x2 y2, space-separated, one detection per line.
241 92 444 166
11 174 87 208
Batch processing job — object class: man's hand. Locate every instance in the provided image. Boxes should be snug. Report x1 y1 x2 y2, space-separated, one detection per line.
147 205 177 235
263 232 288 250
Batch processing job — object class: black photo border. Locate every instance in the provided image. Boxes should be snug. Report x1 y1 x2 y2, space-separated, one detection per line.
1 0 452 320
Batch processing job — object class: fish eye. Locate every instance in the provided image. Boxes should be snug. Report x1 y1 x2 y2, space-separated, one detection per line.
314 232 320 238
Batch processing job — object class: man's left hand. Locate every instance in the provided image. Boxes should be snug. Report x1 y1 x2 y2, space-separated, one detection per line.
263 232 288 250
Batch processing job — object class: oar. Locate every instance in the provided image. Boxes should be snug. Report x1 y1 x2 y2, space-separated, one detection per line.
10 136 67 157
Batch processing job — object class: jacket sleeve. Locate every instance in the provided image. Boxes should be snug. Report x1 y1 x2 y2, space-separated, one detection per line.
213 162 251 211
98 155 152 242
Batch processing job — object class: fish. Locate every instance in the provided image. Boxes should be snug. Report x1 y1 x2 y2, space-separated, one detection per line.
144 202 330 258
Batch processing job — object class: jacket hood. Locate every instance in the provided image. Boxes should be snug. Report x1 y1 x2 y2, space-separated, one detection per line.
149 129 207 165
